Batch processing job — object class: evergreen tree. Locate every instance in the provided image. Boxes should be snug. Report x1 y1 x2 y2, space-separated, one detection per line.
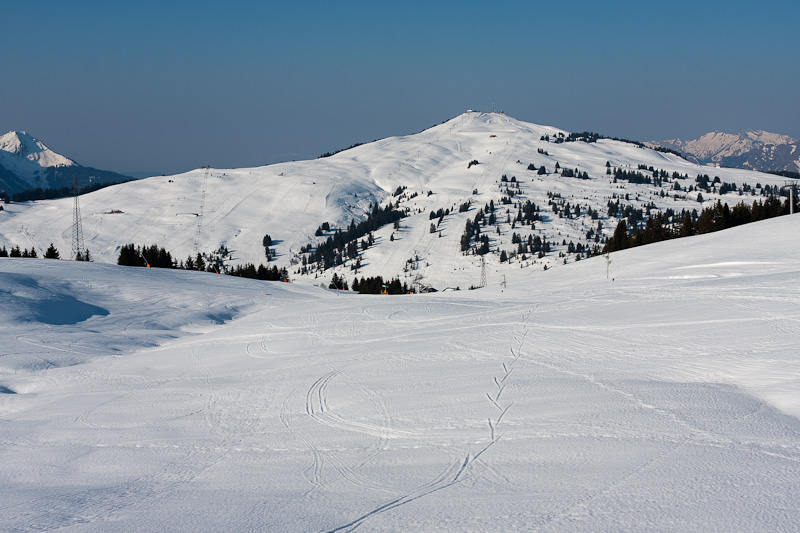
696 209 715 234
606 220 629 252
329 273 345 290
679 212 694 237
44 243 60 259
118 244 144 266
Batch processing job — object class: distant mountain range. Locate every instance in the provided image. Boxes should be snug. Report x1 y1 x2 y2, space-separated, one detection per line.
0 131 131 196
647 130 800 175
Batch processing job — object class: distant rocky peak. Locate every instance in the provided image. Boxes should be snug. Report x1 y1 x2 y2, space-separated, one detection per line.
0 130 76 168
648 129 800 174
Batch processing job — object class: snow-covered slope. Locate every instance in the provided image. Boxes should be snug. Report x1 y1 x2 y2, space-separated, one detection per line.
0 112 790 290
2 215 800 531
0 130 131 195
650 129 800 173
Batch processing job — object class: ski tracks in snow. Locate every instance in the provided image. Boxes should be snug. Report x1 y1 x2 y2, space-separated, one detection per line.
325 446 484 533
278 318 406 500
326 305 535 532
280 366 404 497
511 324 800 531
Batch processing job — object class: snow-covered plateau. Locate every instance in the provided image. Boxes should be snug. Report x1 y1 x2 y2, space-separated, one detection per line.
1 212 800 531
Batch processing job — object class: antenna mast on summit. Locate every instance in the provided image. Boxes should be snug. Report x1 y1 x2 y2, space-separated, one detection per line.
193 166 210 256
71 176 86 260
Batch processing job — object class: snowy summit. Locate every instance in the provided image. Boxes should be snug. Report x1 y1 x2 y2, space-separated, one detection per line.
0 130 76 169
0 130 131 196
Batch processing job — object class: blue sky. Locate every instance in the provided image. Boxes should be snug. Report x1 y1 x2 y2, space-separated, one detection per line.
2 0 798 176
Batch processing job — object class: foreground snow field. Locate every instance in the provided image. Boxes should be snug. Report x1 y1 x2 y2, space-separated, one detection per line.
2 216 800 531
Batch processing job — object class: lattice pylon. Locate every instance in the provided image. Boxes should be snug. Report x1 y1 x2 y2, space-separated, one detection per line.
72 186 85 260
193 166 211 256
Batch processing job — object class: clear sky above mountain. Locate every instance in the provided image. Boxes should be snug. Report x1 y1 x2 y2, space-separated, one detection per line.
1 0 798 176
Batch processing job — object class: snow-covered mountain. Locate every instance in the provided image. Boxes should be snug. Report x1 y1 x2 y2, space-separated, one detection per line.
0 130 76 168
648 129 800 174
0 112 791 290
0 130 131 195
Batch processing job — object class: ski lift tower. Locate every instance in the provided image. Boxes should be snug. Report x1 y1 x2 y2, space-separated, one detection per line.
193 166 211 256
782 181 798 214
71 176 86 260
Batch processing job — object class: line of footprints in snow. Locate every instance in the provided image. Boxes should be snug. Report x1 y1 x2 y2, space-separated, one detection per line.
487 310 530 443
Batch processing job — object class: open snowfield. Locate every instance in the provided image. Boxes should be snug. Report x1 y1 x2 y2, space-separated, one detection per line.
2 215 800 531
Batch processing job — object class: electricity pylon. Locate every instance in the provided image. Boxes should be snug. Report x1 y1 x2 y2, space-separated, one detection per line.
71 177 85 260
